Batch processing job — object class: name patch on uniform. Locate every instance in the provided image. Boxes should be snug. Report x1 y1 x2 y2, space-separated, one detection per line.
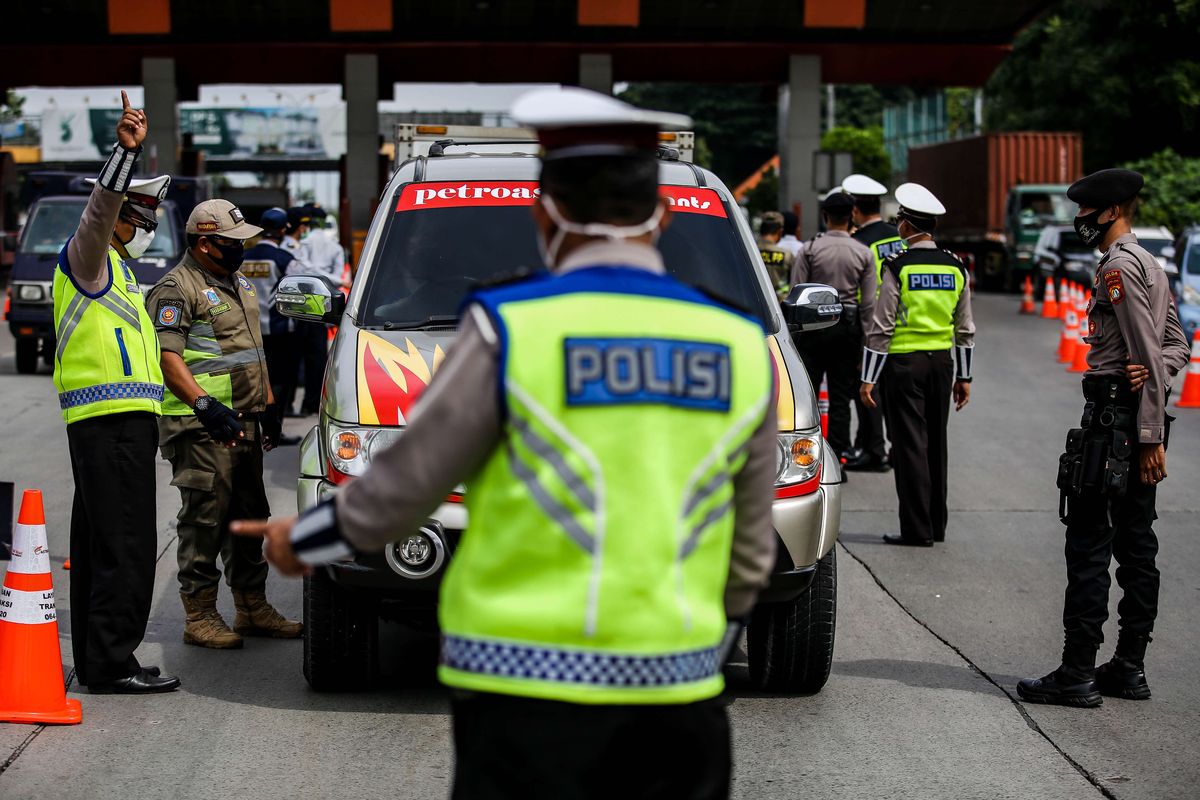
1104 269 1124 304
908 273 956 291
237 274 256 296
204 289 221 306
240 260 272 279
563 337 731 411
157 300 182 327
209 303 231 317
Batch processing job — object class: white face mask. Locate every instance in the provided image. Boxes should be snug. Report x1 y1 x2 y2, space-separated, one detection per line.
537 194 665 268
122 227 155 259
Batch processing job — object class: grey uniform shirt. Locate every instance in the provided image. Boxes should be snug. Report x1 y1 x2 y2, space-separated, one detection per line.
334 239 779 618
1085 233 1191 443
790 230 876 333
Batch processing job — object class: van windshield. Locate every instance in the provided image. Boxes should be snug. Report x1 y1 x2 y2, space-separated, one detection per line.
358 182 769 328
19 198 86 255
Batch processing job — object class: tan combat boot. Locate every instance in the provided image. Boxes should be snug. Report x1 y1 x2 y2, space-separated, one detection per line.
232 590 303 639
181 588 244 649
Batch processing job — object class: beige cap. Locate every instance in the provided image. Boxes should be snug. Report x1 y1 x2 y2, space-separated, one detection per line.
186 199 263 240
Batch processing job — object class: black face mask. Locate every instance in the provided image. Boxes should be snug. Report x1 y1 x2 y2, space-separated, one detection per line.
1073 208 1115 247
206 239 245 272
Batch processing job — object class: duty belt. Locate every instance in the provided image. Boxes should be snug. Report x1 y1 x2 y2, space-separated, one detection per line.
1057 377 1138 522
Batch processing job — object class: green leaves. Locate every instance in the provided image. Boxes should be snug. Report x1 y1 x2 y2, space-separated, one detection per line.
1120 149 1200 234
820 127 891 180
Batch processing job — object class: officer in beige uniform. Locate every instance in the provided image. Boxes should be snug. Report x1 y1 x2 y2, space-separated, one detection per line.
1019 169 1190 707
757 211 794 299
791 190 876 461
146 200 301 649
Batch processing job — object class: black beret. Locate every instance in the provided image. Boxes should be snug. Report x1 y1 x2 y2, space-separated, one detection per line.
821 190 855 212
1067 168 1143 209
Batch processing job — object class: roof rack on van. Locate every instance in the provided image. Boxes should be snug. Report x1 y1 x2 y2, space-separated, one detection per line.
656 131 695 163
387 123 695 164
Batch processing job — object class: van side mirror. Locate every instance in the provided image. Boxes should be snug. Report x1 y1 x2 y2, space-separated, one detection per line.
276 275 346 325
781 283 842 332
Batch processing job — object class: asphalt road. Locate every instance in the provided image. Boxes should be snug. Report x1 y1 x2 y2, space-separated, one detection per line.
0 292 1197 799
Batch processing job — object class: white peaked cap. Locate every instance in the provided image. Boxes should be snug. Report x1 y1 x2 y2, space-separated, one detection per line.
895 182 946 217
87 174 171 202
512 86 692 131
841 173 888 197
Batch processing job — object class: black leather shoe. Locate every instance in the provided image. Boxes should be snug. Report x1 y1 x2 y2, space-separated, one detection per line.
844 456 892 473
1096 658 1151 700
89 668 181 694
278 434 303 447
1017 669 1102 708
882 534 933 547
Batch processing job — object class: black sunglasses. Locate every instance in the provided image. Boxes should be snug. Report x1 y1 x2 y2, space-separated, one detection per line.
120 211 158 233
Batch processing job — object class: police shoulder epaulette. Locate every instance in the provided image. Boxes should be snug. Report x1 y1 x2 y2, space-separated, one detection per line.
884 250 908 281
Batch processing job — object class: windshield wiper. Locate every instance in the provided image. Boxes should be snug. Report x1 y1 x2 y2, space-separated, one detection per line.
382 315 460 330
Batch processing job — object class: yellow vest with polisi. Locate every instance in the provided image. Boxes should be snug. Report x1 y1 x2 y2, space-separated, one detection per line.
437 266 773 705
52 246 163 424
888 248 966 354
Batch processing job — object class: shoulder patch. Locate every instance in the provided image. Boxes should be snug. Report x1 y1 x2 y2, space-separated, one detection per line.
157 300 182 327
237 274 256 296
1103 269 1125 304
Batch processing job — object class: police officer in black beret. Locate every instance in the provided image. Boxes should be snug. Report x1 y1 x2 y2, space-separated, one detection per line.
1018 169 1191 707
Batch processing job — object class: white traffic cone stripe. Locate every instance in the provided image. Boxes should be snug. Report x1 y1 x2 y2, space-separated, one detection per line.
7 522 52 575
0 587 57 625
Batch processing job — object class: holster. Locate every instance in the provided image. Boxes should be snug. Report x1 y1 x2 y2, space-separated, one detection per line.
1058 378 1138 524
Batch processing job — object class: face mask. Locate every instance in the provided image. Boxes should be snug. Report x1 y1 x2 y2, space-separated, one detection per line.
538 195 665 268
1073 208 1115 247
122 227 155 259
206 239 245 272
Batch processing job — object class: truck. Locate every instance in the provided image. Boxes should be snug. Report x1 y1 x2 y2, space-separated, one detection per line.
6 171 209 374
906 132 1083 292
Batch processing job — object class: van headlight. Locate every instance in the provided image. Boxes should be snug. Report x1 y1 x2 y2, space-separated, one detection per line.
776 433 822 486
16 284 46 302
327 423 403 476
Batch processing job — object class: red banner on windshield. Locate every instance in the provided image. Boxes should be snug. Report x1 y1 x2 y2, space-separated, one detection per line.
396 182 728 218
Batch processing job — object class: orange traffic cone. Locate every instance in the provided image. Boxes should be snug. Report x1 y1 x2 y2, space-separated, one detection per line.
0 490 82 725
1068 291 1091 373
1176 330 1200 408
1019 276 1036 314
818 378 829 440
1059 279 1071 321
1057 300 1077 363
1040 277 1059 319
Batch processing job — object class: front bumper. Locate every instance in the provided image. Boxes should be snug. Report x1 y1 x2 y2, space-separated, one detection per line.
6 303 53 338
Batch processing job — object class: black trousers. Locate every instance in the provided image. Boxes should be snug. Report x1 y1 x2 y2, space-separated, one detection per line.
796 316 861 455
881 351 954 543
263 331 300 411
853 376 888 461
65 412 159 685
1062 468 1160 649
296 321 328 413
450 692 731 800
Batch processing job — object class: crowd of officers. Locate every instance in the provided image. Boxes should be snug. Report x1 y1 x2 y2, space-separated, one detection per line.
758 175 975 547
52 95 345 693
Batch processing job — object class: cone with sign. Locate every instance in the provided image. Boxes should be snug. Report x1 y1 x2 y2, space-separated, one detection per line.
1019 276 1036 314
1040 277 1058 318
818 377 829 440
0 490 81 725
1176 330 1200 408
1068 291 1091 373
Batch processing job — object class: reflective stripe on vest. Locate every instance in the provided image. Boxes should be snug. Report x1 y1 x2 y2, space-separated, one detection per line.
891 254 965 354
52 247 163 423
438 266 773 705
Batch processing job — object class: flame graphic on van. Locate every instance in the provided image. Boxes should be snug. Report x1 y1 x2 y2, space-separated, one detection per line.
357 331 446 426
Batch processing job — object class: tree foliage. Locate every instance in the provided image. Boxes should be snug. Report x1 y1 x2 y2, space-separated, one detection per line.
617 83 777 187
986 0 1200 170
1121 149 1200 234
0 89 24 124
821 126 891 180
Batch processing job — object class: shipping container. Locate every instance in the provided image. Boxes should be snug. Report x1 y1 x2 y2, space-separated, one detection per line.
907 132 1083 290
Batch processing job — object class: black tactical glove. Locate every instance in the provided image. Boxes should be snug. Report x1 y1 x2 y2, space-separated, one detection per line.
193 395 244 445
261 403 283 451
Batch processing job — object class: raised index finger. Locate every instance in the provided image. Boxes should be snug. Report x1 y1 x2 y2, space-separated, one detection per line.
121 90 131 110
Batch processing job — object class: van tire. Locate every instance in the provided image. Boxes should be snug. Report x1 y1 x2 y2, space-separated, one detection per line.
15 338 39 374
747 546 837 694
303 570 379 691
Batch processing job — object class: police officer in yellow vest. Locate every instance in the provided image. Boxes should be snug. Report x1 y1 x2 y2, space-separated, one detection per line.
145 200 302 649
860 183 976 546
234 87 778 799
843 173 903 473
53 92 180 694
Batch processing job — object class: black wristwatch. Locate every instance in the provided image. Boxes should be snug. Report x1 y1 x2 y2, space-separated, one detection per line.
193 395 212 412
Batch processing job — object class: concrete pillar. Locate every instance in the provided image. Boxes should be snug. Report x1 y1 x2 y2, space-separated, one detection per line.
344 53 379 267
141 57 178 176
578 54 613 95
778 55 822 237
